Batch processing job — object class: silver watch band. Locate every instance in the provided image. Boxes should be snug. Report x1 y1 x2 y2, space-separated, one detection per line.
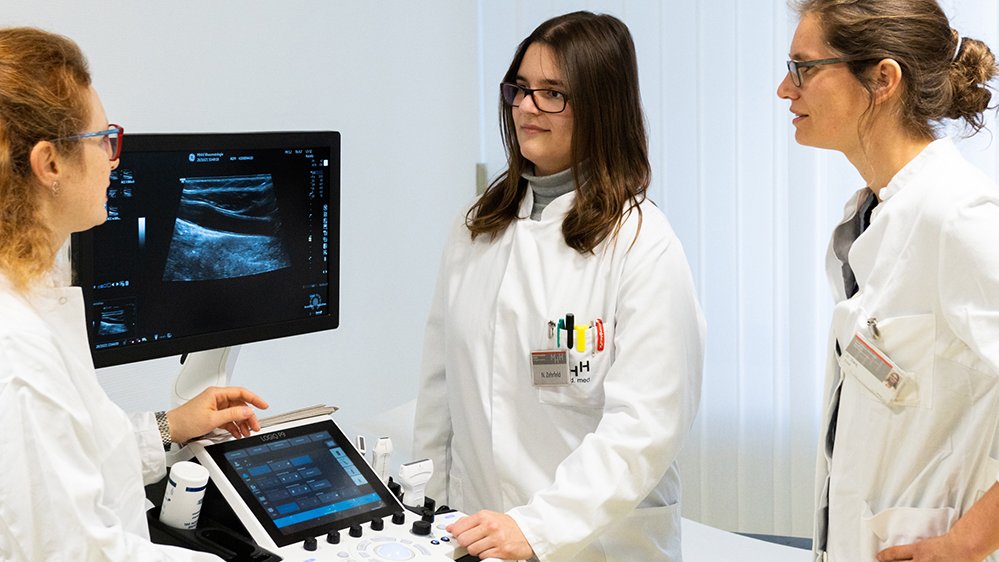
154 410 172 451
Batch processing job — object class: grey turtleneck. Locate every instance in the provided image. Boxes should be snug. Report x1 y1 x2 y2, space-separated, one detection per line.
523 167 576 221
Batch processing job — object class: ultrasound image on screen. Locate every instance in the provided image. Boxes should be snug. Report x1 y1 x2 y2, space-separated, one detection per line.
164 174 291 281
98 303 135 336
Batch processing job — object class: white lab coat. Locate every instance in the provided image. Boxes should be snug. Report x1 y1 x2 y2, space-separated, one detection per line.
814 138 999 561
0 274 220 561
414 189 704 562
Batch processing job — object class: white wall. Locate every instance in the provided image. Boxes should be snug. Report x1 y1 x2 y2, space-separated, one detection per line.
1 1 480 426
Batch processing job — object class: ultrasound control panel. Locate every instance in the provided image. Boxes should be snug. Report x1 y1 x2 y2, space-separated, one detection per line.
188 416 469 561
276 510 466 562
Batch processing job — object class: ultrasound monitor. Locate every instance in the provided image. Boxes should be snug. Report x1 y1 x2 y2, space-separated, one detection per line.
71 131 339 395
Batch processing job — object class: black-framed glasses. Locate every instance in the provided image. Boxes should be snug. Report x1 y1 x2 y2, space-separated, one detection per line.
52 123 124 160
786 58 861 87
500 82 570 114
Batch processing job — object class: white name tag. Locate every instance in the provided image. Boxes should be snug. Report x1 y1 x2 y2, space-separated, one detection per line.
531 349 569 386
839 331 908 404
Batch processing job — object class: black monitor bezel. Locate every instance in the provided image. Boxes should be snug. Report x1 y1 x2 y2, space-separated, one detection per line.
70 130 340 368
204 418 401 547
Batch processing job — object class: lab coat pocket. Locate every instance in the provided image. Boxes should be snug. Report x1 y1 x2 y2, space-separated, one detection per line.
861 503 956 557
536 349 608 409
850 314 935 408
599 501 680 561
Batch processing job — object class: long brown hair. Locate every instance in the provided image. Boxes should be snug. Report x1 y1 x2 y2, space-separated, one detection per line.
0 27 91 290
794 0 997 137
466 11 650 254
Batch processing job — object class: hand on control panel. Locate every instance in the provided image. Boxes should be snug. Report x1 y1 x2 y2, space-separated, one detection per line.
446 509 535 561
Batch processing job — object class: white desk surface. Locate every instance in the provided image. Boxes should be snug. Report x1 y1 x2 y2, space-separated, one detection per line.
682 518 812 562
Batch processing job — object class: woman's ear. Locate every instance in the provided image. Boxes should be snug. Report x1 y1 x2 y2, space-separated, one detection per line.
29 140 61 191
871 58 904 106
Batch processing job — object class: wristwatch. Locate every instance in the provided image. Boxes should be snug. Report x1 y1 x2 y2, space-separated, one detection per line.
155 410 172 451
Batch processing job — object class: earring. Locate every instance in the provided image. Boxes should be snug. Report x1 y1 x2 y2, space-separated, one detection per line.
51 180 60 196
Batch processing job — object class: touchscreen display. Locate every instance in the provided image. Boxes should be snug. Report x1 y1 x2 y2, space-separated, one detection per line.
206 419 399 546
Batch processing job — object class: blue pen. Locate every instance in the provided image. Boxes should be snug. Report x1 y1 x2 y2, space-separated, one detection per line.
557 318 564 348
565 313 574 349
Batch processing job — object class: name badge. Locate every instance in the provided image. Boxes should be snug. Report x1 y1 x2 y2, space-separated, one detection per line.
531 349 569 386
838 331 908 404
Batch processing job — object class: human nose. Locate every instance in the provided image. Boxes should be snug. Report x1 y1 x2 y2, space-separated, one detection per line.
517 91 542 114
777 71 798 100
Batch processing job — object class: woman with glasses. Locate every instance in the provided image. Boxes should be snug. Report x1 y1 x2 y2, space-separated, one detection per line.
413 11 704 561
0 27 268 560
777 1 999 561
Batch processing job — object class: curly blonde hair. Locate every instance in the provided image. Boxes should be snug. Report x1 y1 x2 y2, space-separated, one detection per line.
0 27 91 291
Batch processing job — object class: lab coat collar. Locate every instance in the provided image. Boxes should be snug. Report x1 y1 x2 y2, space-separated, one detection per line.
0 269 82 316
0 268 92 372
877 137 956 202
0 238 72 296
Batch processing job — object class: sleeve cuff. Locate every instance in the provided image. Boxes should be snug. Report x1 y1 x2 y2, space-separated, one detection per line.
129 411 167 485
507 508 546 562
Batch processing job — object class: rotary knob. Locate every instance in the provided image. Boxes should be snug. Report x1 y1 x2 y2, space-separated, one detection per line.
411 519 432 536
391 511 406 525
303 536 317 551
349 524 363 538
326 530 340 544
371 517 385 531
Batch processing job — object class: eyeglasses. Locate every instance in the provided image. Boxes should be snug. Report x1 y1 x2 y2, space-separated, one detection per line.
500 82 570 114
786 57 861 87
53 124 124 161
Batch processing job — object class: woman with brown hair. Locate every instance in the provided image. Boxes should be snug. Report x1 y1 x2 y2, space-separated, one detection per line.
0 27 267 560
777 1 999 560
413 11 704 561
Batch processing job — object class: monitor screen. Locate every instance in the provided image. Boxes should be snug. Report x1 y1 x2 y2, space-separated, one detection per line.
203 418 399 547
71 131 339 368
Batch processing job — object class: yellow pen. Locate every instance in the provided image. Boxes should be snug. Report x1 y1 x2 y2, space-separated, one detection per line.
575 324 588 353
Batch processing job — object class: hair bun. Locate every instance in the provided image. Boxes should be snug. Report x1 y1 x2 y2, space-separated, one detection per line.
947 36 997 130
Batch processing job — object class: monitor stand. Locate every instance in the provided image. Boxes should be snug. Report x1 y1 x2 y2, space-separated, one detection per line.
165 346 242 466
171 346 241 407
